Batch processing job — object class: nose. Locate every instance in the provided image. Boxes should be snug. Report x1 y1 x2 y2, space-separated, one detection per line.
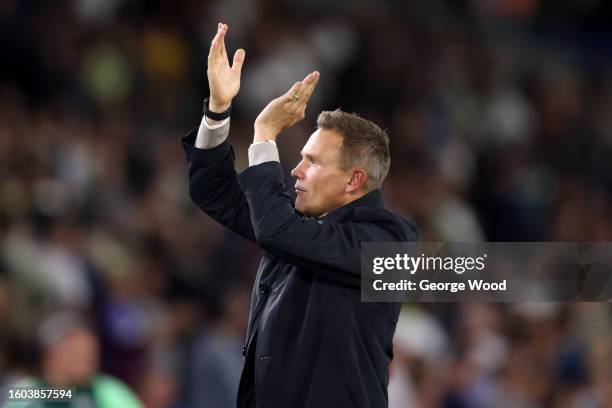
291 160 305 179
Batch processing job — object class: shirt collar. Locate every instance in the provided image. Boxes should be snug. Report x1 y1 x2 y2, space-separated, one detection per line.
317 189 384 223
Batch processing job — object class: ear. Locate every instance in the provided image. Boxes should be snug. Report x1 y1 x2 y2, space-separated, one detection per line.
346 170 367 193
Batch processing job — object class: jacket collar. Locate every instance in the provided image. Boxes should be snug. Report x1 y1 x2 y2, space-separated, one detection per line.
317 189 384 223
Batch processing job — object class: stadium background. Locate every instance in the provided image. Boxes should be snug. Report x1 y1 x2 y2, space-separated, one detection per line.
1 0 612 406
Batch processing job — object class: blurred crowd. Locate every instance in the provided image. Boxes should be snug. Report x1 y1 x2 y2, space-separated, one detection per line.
1 0 612 407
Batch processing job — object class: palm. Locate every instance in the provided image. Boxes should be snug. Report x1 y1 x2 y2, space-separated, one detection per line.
209 65 240 104
207 23 245 109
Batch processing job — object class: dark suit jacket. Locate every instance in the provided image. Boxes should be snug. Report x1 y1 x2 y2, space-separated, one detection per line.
183 129 419 408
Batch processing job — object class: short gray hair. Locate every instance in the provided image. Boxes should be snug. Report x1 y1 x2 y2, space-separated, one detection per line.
317 109 390 190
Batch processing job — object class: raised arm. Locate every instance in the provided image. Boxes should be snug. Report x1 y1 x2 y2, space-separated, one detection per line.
182 23 255 241
237 73 418 287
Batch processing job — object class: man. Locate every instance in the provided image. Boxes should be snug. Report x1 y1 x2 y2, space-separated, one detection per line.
182 23 418 408
5 311 143 408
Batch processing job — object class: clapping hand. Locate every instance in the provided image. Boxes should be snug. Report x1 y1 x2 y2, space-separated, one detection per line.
207 23 245 113
253 71 320 143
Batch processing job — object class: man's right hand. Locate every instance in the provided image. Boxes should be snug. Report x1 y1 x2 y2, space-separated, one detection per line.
207 23 245 113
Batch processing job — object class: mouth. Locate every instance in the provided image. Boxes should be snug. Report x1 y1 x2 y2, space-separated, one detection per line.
295 186 306 193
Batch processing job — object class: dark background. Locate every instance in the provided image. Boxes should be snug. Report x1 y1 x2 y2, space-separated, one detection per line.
1 0 611 406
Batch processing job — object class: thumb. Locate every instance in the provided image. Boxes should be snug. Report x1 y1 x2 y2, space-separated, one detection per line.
232 49 246 73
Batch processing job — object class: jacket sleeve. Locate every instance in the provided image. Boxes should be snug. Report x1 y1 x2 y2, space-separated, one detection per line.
237 161 415 288
182 128 256 243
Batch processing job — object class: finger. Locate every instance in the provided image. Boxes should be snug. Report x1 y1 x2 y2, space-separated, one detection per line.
208 23 224 61
231 49 246 73
301 71 320 100
290 71 319 107
284 82 304 102
219 24 228 59
303 71 319 85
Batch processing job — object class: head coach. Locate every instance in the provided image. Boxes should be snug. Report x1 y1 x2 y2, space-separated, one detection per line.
182 23 419 408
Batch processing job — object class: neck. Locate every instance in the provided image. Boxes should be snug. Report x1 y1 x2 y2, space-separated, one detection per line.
341 189 370 207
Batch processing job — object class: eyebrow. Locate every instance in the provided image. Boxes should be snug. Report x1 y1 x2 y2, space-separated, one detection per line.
300 151 320 162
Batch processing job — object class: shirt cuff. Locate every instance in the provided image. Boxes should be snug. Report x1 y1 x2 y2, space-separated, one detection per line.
248 141 280 166
195 116 230 149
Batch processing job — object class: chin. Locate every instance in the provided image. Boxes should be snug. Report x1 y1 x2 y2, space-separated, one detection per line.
295 203 314 217
295 198 306 214
295 205 309 216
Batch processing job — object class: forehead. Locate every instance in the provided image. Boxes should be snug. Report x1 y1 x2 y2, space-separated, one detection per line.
302 128 343 159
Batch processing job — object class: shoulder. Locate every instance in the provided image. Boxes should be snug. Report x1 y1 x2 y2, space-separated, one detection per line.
92 374 143 408
349 207 420 242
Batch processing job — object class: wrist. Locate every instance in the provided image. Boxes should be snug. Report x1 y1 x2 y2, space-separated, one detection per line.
254 125 279 143
209 98 231 113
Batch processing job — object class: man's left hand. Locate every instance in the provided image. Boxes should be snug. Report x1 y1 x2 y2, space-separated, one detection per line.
254 71 320 143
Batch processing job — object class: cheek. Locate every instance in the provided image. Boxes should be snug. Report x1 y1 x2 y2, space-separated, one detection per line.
312 170 344 195
308 168 327 189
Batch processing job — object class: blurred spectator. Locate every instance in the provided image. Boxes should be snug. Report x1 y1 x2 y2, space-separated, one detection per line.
5 311 142 408
187 286 250 408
